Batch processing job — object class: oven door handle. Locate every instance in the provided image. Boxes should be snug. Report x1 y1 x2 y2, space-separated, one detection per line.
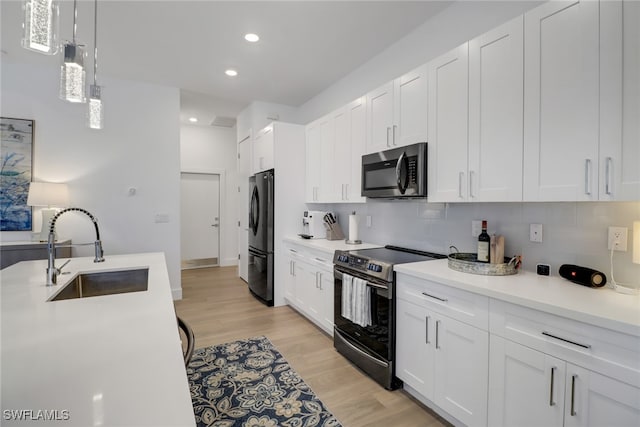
334 269 389 290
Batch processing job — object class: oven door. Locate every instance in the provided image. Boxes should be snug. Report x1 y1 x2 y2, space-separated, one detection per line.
361 142 427 198
333 267 393 361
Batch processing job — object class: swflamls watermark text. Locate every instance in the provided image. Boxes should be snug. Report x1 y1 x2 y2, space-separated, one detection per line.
3 409 70 421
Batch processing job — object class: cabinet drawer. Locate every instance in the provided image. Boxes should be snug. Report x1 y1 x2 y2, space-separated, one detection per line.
396 273 489 330
490 299 640 387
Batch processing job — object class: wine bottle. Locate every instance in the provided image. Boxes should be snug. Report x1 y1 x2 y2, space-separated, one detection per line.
477 220 490 263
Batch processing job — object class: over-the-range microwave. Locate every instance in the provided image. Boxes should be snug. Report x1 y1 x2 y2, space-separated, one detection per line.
361 142 427 198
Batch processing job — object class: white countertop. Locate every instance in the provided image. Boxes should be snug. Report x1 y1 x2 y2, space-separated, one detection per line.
395 259 640 337
0 253 195 426
283 235 382 255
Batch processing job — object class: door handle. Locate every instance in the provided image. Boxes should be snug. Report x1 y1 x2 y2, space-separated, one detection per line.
435 320 441 349
584 159 592 196
570 374 578 416
549 367 556 406
469 170 475 198
458 172 464 198
392 125 397 145
425 316 430 344
386 127 391 147
211 224 219 227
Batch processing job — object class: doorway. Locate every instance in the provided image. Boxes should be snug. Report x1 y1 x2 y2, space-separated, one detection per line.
181 172 220 269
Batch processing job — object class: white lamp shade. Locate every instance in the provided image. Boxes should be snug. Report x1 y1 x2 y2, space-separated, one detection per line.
27 182 69 207
634 221 640 265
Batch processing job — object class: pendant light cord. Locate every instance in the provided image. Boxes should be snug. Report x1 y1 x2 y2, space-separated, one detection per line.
72 0 78 42
93 0 98 85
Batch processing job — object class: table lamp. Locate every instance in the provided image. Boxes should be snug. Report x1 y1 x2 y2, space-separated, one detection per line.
27 182 69 241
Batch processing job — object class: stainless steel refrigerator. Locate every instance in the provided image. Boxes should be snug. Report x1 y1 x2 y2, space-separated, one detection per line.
248 169 274 306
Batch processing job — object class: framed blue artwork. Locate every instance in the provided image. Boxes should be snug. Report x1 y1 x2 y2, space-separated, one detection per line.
1 117 33 231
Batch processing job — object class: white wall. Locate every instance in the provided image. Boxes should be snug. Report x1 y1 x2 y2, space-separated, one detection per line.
0 62 183 297
180 124 238 266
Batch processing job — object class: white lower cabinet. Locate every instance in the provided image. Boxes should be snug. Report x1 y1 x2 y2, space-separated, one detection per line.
282 242 334 335
396 283 489 427
489 335 640 427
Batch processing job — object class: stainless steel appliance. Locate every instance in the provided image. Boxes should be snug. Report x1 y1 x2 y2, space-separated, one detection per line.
248 169 274 306
361 142 427 198
333 245 445 389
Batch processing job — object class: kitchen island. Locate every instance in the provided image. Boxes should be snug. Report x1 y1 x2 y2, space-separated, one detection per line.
0 253 195 426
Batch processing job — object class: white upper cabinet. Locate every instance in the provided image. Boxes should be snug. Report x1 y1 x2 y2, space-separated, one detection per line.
305 97 367 203
394 65 429 148
252 125 274 174
468 16 524 202
523 0 600 201
427 43 469 202
304 115 333 202
334 97 367 202
366 65 428 154
600 0 640 201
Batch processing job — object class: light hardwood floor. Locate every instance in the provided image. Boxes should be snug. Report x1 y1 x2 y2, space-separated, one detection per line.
174 266 449 427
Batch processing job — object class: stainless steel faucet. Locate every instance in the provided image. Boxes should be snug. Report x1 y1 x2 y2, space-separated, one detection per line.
46 208 105 286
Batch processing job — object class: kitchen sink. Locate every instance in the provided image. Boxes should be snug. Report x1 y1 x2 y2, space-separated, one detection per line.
49 268 149 301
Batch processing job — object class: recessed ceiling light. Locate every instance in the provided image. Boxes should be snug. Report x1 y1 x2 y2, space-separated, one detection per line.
244 33 260 43
225 69 238 77
188 117 198 123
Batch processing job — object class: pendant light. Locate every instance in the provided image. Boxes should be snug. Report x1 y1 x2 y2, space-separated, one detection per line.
22 0 59 54
88 0 103 129
59 0 86 103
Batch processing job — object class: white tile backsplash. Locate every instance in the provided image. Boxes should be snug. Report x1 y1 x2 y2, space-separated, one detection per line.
309 200 640 289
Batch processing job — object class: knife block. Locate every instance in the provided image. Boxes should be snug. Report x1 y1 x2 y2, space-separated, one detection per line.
325 223 345 240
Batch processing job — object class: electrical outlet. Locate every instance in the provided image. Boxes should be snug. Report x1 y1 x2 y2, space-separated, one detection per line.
472 220 482 237
608 226 628 251
530 223 543 243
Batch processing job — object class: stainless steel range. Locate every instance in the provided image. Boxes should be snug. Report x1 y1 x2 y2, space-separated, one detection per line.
333 245 445 389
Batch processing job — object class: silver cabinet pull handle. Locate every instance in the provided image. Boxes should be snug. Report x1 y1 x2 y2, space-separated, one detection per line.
392 124 397 145
421 292 448 302
345 183 349 200
435 320 441 349
425 316 431 344
386 127 391 147
469 170 475 198
570 374 578 416
542 332 591 349
459 172 464 198
292 261 296 277
549 367 556 406
605 157 613 195
584 159 592 195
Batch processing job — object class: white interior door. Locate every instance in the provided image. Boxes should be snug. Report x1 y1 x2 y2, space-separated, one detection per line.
181 173 220 268
238 136 251 281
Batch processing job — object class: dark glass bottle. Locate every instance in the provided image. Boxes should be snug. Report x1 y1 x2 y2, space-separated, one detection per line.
477 220 490 263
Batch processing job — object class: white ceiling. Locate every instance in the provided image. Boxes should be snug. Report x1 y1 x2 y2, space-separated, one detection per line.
1 1 453 125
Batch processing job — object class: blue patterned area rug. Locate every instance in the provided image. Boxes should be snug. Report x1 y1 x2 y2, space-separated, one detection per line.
187 336 342 427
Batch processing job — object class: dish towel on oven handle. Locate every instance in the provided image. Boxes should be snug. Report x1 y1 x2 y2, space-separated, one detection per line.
341 273 372 327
